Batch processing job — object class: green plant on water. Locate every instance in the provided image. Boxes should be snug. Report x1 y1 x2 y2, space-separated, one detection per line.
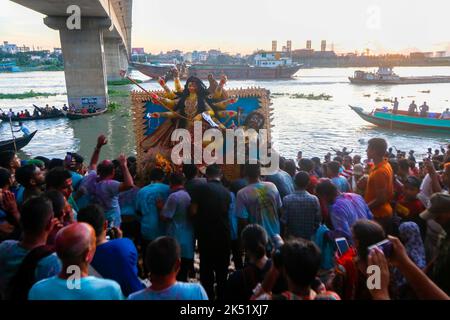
290 93 332 101
0 90 58 99
108 89 130 98
107 102 122 112
375 97 393 103
107 79 143 86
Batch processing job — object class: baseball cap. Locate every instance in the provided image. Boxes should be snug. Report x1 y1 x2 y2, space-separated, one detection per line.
420 193 450 220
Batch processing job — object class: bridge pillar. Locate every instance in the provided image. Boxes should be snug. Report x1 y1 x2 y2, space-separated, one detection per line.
44 17 110 109
104 38 129 81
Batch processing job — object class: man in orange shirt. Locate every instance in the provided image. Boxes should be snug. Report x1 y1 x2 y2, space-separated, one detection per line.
365 138 394 234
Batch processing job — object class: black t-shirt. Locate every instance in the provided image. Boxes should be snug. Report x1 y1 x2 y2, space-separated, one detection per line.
184 177 207 197
225 259 287 300
191 180 231 251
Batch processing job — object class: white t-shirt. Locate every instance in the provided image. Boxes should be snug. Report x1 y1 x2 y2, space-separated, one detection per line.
419 174 434 203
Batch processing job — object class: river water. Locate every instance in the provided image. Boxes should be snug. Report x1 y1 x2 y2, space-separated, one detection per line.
0 67 449 162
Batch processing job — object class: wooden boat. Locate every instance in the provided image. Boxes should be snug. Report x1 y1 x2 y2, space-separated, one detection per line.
0 113 65 122
0 130 37 152
349 105 450 133
132 62 177 79
67 108 107 120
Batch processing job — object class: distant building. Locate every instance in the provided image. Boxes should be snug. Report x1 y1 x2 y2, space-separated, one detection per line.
17 45 30 52
272 40 277 52
208 49 221 58
184 52 193 62
435 51 447 58
198 51 208 62
53 48 62 55
286 40 292 53
30 55 42 61
132 48 145 55
321 40 327 52
1 41 18 54
306 40 312 49
410 52 426 59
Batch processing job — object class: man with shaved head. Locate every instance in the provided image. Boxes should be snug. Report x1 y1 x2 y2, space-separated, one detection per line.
28 223 124 300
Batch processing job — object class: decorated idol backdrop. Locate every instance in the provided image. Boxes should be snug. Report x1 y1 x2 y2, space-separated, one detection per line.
131 76 272 179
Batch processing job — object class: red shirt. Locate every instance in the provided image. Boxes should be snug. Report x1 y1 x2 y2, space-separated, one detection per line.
396 196 426 218
307 174 319 195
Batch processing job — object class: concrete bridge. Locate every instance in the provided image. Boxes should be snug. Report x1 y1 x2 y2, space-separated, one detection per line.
11 0 133 109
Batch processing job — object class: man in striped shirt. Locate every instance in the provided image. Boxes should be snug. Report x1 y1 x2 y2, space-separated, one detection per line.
340 155 353 180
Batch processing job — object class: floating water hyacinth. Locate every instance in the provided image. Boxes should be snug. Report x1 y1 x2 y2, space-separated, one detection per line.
290 93 333 100
0 90 58 99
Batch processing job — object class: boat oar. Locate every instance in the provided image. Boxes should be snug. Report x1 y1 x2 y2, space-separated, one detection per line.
33 104 44 114
8 116 17 152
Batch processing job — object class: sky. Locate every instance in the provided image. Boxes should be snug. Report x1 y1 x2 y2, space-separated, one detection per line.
1 0 450 54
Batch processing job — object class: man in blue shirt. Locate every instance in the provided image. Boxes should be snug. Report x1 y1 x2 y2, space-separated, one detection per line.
282 171 321 240
128 237 208 300
14 122 31 137
77 204 144 296
64 152 85 191
264 158 295 200
327 161 351 193
161 173 194 282
136 168 170 273
28 222 124 300
0 196 61 300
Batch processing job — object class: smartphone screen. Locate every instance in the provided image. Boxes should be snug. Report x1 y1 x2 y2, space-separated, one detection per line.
335 237 350 256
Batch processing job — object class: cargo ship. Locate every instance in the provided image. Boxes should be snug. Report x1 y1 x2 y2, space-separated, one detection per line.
132 52 301 80
187 64 301 80
132 62 177 79
349 66 450 85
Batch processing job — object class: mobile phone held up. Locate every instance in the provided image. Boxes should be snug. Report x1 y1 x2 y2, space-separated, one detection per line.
335 237 350 256
368 239 393 258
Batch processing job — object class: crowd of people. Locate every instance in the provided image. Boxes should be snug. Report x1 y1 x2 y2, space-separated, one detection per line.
0 135 449 301
1 105 66 119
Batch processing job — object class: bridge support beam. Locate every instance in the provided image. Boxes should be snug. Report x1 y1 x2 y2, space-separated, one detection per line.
44 17 110 109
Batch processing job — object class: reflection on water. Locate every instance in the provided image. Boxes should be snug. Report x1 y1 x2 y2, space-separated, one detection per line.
0 67 449 161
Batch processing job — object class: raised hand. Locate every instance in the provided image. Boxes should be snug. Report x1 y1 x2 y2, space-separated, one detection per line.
118 154 127 167
96 135 108 149
1 190 19 215
219 75 227 87
367 248 391 300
